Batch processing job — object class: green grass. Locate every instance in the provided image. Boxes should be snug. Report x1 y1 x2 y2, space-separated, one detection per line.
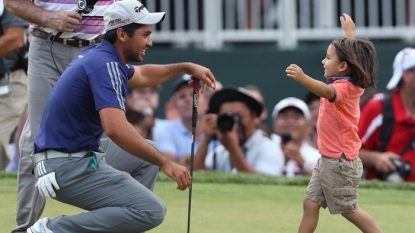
2 175 415 233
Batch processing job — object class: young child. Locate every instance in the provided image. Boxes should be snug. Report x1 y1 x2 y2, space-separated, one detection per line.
285 14 382 233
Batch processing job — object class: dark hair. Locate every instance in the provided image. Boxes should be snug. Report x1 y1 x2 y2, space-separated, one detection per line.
304 91 320 105
331 38 378 89
103 23 145 44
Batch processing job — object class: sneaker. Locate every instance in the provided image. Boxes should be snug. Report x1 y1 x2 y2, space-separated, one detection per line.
27 217 53 233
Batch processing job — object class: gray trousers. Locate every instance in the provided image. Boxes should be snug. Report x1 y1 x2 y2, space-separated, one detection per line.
13 36 161 233
33 140 165 233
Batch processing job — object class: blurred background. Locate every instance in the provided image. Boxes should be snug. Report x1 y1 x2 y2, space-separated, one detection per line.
136 0 415 127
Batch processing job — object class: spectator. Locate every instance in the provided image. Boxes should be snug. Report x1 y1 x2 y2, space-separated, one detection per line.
164 95 181 121
244 84 272 137
194 86 284 176
126 85 171 140
125 108 149 138
359 88 388 110
153 74 215 167
359 48 415 182
271 97 320 177
304 91 320 148
127 85 161 111
0 6 28 170
126 95 157 139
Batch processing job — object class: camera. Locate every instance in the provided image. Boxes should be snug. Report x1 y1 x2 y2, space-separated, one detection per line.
281 134 292 144
217 112 240 132
390 157 412 178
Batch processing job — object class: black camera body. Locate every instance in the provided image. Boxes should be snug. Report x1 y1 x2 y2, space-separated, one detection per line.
281 134 292 144
390 157 412 178
217 112 241 132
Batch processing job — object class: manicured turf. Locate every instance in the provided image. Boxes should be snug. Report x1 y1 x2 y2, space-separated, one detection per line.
1 176 415 232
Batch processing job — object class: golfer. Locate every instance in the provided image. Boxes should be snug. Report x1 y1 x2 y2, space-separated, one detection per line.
27 1 216 232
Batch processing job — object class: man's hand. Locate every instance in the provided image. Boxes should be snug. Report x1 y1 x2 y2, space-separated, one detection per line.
159 160 192 191
46 10 82 32
340 13 355 39
286 64 306 82
202 114 218 141
374 152 400 173
281 141 304 167
185 63 216 94
217 126 240 152
35 172 60 199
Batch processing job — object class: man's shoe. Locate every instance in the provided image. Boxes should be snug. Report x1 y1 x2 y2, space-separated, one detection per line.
27 217 53 233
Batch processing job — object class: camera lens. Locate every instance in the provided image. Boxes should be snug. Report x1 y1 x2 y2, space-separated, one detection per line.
217 113 235 132
390 158 412 178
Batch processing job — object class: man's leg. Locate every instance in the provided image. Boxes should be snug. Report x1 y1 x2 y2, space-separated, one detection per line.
101 138 159 191
12 37 85 233
38 157 166 233
0 69 27 170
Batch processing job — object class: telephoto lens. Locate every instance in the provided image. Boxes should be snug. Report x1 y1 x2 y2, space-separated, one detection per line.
217 112 240 132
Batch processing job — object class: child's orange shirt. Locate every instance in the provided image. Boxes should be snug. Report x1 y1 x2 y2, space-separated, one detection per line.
317 78 364 160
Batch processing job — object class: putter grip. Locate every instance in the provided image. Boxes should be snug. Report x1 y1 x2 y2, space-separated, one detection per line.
191 77 199 128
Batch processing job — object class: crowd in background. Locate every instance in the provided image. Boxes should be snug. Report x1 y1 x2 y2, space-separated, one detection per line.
2 38 415 182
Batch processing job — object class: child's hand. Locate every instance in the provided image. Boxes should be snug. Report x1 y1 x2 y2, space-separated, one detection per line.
340 13 355 38
286 64 306 82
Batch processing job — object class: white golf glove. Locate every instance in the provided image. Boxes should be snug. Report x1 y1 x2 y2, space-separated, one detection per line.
34 161 60 199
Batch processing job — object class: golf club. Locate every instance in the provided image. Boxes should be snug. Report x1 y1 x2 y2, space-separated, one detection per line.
187 77 199 233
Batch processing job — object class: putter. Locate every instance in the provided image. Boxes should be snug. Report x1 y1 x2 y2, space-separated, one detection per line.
187 77 199 233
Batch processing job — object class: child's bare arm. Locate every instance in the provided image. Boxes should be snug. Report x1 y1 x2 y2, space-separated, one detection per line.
340 13 355 39
286 64 335 100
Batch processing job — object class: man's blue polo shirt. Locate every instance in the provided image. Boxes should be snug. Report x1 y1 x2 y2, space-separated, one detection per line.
34 40 134 153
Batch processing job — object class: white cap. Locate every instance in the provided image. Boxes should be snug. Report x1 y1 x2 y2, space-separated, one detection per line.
272 97 311 120
387 48 415 90
104 0 165 31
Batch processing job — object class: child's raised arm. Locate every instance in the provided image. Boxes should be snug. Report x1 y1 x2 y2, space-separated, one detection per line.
340 13 355 39
285 64 335 100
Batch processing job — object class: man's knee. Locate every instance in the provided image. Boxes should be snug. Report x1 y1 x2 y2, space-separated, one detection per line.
133 197 166 229
149 198 166 227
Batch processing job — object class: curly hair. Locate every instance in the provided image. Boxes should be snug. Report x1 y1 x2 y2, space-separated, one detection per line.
331 38 378 88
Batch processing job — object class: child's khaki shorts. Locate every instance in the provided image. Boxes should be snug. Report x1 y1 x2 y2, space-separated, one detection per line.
305 154 363 214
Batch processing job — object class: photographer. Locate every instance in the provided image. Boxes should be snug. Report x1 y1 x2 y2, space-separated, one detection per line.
271 97 320 177
359 48 415 182
193 87 284 175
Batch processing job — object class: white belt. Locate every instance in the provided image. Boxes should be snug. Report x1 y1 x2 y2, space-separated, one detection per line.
31 150 87 164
